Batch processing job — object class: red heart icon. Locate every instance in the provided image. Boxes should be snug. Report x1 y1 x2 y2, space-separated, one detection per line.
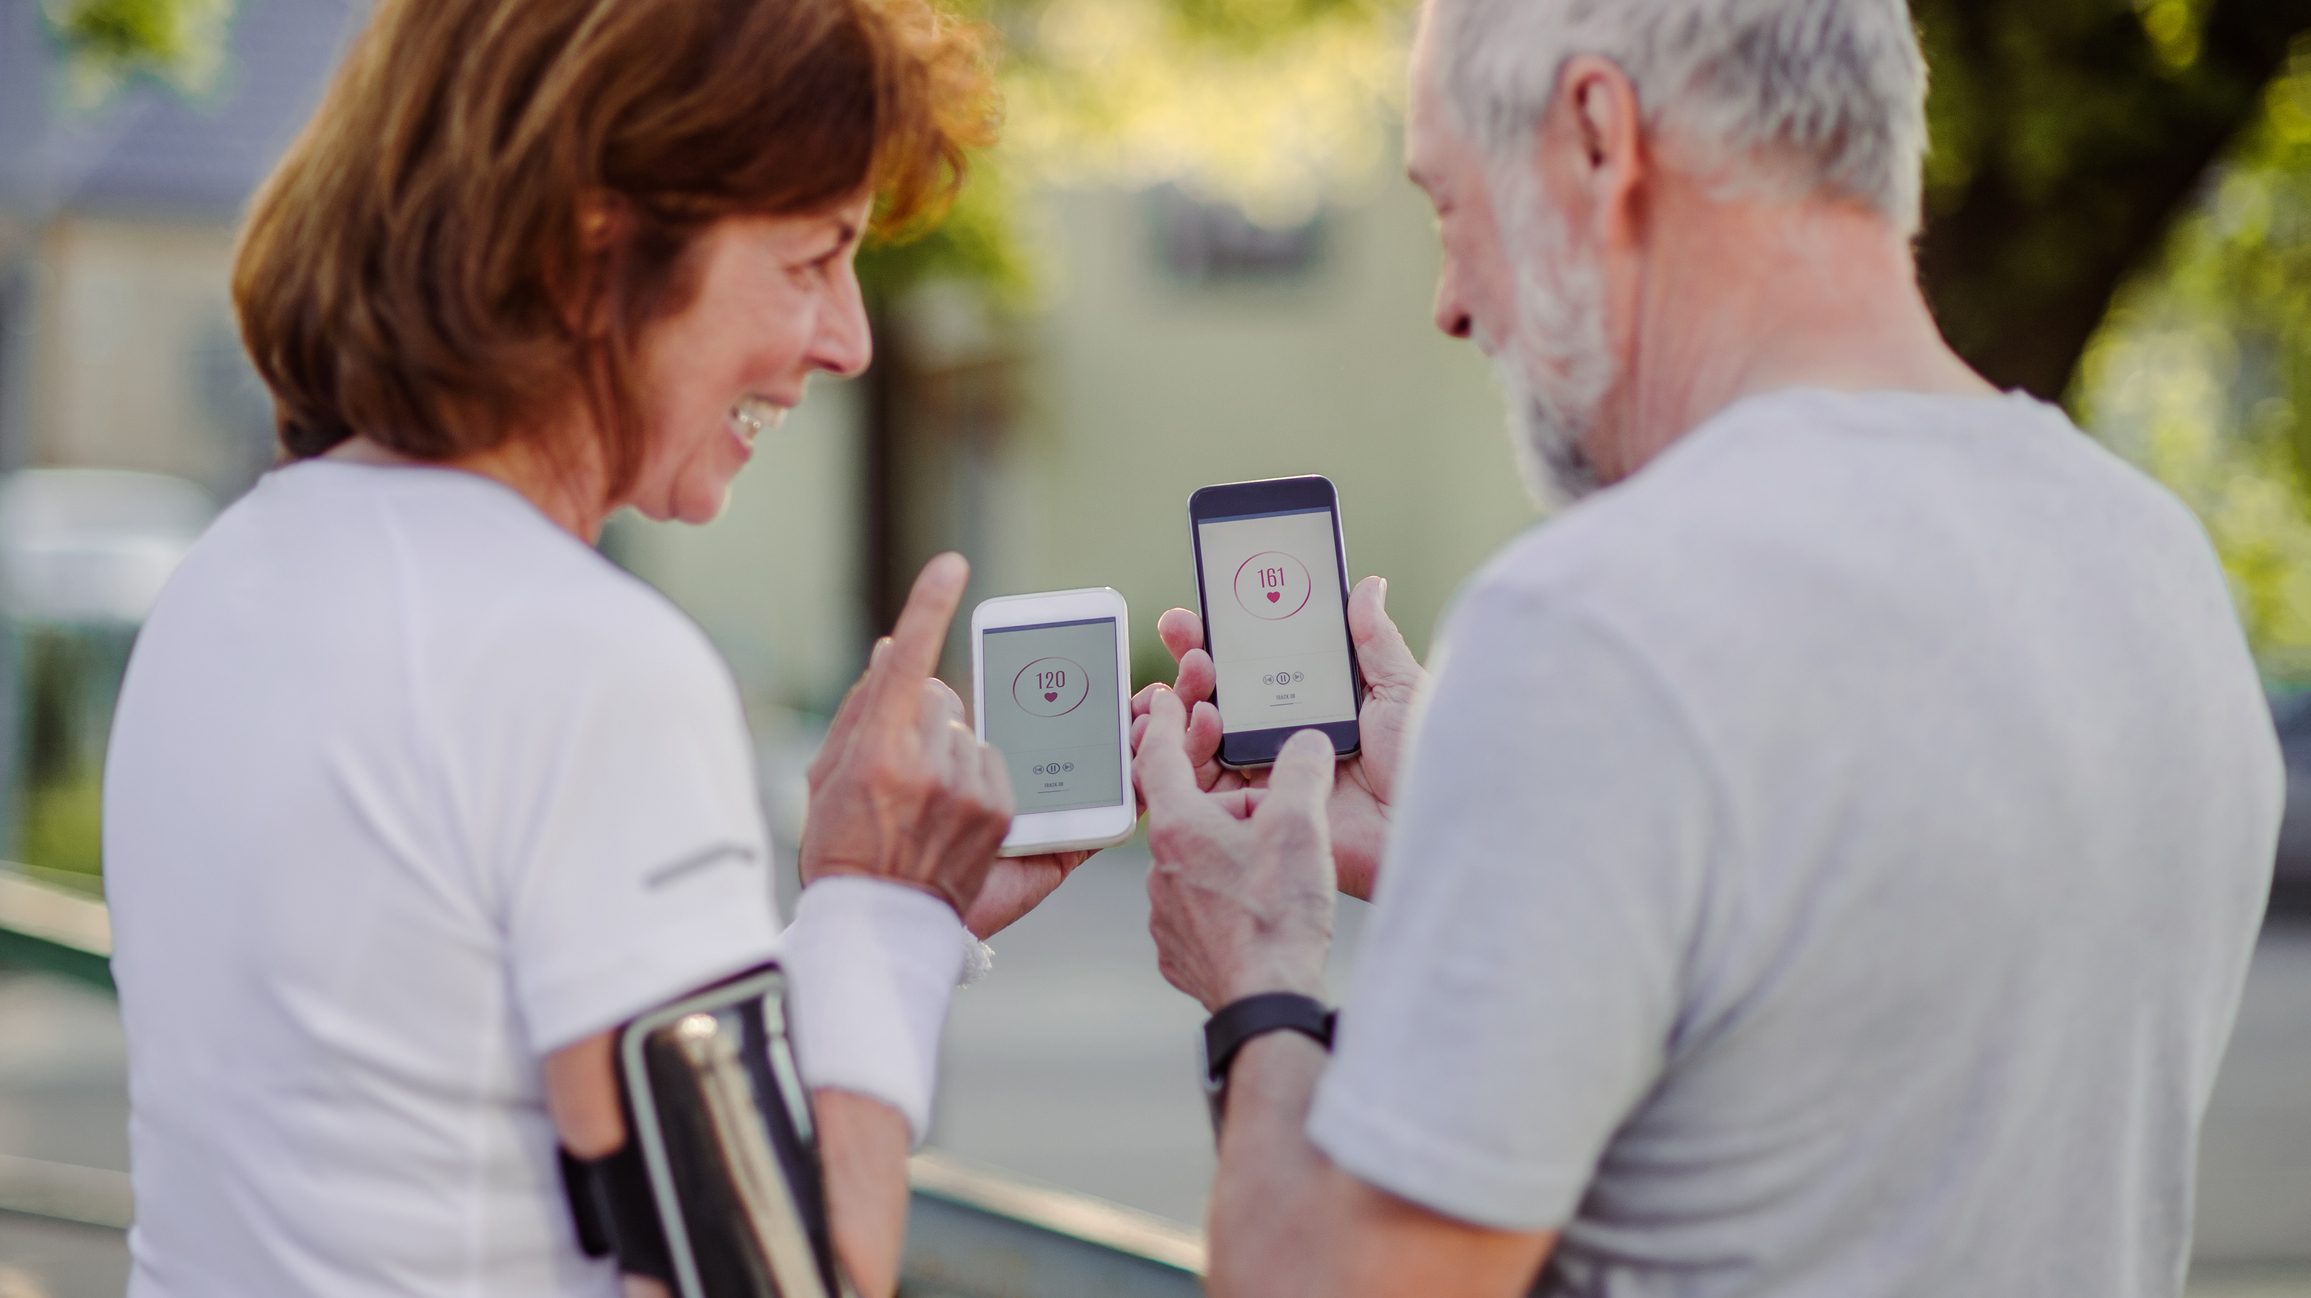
1044 691 1058 702
1266 590 1280 603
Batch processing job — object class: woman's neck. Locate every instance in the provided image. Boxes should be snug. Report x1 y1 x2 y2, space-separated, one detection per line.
325 435 612 542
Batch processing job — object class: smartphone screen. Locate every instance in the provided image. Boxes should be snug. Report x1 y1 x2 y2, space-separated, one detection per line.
978 616 1127 814
1193 503 1359 742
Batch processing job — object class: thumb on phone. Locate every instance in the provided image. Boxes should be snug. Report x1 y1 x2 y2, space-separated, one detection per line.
1260 729 1336 835
1349 576 1419 690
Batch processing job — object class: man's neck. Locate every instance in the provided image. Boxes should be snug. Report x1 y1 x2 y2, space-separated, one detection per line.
1598 194 1996 482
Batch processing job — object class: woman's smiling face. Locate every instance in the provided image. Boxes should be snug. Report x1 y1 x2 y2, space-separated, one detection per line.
626 196 875 525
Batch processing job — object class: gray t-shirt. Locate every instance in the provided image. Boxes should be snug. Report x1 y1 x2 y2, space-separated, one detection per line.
1307 389 2281 1296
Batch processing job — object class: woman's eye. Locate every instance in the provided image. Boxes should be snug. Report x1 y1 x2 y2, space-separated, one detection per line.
790 251 840 284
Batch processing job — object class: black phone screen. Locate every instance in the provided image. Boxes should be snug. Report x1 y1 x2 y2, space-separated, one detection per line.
1189 477 1362 763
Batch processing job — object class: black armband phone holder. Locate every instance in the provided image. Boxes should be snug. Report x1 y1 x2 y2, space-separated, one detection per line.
558 963 854 1298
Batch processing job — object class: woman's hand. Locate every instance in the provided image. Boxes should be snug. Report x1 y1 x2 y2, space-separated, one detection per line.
962 850 1093 940
1128 576 1424 901
892 670 1094 940
800 554 1014 918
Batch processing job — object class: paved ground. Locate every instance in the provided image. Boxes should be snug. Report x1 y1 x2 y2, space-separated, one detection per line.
3 849 2308 1295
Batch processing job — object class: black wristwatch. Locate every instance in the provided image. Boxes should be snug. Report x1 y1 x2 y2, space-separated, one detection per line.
1198 992 1336 1133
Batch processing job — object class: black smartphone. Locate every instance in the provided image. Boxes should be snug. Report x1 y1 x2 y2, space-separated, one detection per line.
1187 474 1364 769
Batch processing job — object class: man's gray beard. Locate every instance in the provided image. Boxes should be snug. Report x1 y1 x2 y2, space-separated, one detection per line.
1487 163 1615 511
1492 353 1601 511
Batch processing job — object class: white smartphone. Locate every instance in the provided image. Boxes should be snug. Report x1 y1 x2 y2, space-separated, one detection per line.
970 587 1136 857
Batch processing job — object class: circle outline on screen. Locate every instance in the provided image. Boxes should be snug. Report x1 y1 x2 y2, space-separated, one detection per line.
1232 550 1313 620
1010 655 1092 717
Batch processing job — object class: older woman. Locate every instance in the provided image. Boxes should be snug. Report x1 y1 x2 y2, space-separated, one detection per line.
99 0 1078 1294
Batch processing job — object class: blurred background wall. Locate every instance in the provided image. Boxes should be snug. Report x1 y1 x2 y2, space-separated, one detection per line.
3 0 2311 1290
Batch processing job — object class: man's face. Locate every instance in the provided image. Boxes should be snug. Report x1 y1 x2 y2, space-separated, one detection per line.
1408 21 1615 507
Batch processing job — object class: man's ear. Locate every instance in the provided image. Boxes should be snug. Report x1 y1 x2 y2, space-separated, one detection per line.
1554 54 1646 251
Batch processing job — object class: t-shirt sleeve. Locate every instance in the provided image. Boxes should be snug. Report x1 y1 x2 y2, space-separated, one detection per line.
1306 581 1718 1232
482 610 784 1056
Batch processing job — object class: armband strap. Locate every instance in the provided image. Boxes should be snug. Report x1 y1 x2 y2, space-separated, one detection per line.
561 1141 671 1279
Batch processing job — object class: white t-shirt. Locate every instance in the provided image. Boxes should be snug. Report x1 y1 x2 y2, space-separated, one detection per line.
104 460 785 1297
1309 390 2282 1296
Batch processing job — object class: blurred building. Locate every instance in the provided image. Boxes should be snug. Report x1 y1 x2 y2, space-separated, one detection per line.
0 0 355 495
0 0 1539 729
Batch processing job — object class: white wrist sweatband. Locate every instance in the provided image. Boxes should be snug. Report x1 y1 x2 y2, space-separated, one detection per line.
780 877 970 1146
960 939 996 987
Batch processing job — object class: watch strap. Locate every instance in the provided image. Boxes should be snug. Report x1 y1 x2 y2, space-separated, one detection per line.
1203 992 1336 1088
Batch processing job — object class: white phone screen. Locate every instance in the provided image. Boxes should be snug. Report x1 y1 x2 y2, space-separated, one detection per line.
980 617 1125 814
1195 507 1357 733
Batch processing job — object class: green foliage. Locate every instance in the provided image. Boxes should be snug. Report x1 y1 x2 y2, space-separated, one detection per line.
860 149 1035 307
8 626 125 884
41 0 234 104
2079 41 2311 677
17 764 104 885
1909 0 2311 400
997 0 1405 228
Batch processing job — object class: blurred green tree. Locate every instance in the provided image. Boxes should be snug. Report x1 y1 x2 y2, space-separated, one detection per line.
2077 45 2311 676
1915 0 2311 401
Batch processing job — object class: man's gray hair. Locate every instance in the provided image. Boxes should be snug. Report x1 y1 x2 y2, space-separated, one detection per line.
1432 0 1929 234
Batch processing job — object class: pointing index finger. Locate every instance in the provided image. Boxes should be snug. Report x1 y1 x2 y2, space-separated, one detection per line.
885 552 968 681
863 552 969 724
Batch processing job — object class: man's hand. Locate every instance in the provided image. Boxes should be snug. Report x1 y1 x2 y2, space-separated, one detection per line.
1137 688 1336 1011
801 553 1014 918
1129 575 1424 901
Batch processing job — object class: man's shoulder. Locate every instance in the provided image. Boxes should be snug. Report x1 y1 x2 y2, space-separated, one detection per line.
1448 385 2247 744
1475 387 2215 610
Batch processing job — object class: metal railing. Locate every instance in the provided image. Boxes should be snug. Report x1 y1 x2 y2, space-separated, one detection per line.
0 872 111 991
0 871 1205 1297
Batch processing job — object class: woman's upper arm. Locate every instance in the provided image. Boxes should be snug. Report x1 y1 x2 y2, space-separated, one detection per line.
544 1030 625 1158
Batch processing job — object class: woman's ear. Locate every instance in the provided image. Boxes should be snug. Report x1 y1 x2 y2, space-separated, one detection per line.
549 191 629 338
576 190 624 253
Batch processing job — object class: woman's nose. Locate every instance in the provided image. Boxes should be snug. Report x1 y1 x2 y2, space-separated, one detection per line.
812 269 874 378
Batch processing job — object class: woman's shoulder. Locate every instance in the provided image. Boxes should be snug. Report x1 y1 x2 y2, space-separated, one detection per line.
435 543 730 712
243 459 734 707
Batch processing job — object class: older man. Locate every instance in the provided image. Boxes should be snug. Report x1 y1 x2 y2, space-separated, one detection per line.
1130 1 2283 1294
